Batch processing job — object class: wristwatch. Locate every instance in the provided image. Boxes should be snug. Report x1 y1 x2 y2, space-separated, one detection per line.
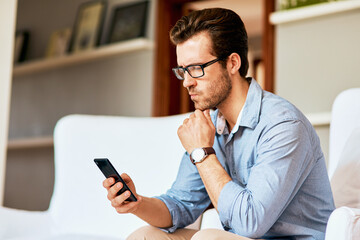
190 147 216 165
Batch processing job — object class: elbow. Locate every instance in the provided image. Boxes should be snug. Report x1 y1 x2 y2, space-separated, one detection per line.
230 207 269 238
238 228 267 239
232 222 268 239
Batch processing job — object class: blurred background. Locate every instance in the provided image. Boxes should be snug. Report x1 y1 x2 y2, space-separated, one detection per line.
1 0 359 211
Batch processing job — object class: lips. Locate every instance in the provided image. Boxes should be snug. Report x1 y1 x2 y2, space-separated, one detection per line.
188 88 200 100
189 93 198 100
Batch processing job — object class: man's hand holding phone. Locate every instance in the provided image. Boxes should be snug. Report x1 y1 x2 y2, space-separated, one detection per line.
94 158 141 214
95 158 173 228
103 173 142 214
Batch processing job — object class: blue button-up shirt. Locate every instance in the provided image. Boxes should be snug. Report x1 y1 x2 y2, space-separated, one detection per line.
156 79 335 239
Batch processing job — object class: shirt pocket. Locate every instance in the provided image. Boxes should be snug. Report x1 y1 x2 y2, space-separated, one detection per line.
237 158 254 186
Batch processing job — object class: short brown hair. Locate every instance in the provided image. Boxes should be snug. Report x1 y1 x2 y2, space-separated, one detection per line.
170 8 249 78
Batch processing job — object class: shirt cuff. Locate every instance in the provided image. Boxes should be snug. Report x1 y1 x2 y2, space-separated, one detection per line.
217 180 245 228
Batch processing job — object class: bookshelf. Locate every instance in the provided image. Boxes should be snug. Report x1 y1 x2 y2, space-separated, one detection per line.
8 37 154 151
13 38 154 77
7 136 53 150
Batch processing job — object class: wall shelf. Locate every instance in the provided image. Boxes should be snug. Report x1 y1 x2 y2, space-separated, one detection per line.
7 136 53 150
12 38 154 77
270 0 360 25
306 111 331 127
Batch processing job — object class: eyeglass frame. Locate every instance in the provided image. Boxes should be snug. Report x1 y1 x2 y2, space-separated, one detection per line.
172 56 226 80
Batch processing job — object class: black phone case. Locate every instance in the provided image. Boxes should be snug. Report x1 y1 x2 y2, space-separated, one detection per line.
94 158 137 202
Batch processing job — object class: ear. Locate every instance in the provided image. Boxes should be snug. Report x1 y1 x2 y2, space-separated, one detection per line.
227 53 241 75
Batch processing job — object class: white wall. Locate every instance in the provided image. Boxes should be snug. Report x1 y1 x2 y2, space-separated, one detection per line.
274 6 360 165
275 8 360 114
0 0 17 205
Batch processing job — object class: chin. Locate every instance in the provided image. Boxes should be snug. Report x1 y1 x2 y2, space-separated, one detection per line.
194 103 213 111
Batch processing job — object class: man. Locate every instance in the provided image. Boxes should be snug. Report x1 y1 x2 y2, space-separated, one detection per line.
103 8 335 240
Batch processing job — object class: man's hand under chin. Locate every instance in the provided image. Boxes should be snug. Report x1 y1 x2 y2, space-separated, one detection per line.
177 109 216 154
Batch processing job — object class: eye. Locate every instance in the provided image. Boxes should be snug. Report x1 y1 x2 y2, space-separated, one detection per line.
188 65 201 71
188 65 203 76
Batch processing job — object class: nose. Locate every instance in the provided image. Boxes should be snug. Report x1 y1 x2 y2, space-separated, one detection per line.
183 73 197 88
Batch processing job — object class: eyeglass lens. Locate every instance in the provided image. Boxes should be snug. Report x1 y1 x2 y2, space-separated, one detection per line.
173 65 204 80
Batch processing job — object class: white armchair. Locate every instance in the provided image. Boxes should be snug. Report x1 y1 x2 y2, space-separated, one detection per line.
325 88 360 240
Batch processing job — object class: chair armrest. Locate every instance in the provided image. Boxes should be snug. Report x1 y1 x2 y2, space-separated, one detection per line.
325 206 360 240
200 208 223 230
0 206 52 239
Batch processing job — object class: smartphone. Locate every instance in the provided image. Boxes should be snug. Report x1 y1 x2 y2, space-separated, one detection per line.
94 158 137 202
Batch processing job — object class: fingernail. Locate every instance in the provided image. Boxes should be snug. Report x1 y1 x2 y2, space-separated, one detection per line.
125 191 130 197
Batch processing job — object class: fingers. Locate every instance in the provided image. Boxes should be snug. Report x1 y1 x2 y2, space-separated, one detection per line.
182 118 189 125
103 177 115 190
194 109 203 118
203 109 213 124
111 189 131 207
183 110 204 125
102 174 141 215
107 181 123 201
114 195 142 214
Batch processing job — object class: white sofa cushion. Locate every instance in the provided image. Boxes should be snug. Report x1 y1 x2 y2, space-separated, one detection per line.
330 127 360 209
0 207 52 239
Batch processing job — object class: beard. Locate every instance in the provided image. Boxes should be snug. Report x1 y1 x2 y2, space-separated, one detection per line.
189 69 232 111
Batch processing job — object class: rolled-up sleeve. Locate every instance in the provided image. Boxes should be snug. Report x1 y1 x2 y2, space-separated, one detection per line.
218 120 315 238
155 153 211 232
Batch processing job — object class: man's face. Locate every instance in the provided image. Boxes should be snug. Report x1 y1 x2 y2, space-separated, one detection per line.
176 32 232 111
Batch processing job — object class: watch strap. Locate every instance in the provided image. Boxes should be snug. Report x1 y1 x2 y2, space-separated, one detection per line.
203 147 215 156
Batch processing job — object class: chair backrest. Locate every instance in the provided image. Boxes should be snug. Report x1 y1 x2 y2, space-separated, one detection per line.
50 114 188 238
328 88 360 179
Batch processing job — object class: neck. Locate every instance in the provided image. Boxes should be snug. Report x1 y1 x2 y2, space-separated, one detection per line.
218 77 250 131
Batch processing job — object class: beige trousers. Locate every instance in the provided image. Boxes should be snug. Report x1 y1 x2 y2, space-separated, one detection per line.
127 226 254 240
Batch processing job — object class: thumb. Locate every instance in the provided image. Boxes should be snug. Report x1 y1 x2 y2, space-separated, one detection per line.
121 173 132 184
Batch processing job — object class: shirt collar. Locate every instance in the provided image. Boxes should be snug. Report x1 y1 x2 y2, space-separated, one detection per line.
215 78 262 135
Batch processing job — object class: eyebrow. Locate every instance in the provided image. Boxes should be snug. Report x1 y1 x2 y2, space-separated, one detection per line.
176 61 206 68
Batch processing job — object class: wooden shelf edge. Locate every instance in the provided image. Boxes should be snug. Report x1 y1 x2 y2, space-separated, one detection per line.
7 136 53 150
305 111 331 127
13 38 154 77
270 0 360 25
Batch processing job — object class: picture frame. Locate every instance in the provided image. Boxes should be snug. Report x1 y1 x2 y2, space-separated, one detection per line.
45 28 72 58
99 0 127 45
69 0 106 53
107 1 148 44
14 30 29 64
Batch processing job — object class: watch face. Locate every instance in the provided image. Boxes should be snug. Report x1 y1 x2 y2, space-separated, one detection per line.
192 148 205 162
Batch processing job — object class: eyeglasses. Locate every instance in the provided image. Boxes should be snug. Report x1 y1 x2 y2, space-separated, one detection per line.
172 57 223 80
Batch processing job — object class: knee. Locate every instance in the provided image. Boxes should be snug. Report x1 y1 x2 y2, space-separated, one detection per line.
191 229 223 240
127 225 165 240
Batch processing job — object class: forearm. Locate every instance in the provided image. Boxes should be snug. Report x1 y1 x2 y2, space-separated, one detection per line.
133 196 173 228
196 155 232 209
